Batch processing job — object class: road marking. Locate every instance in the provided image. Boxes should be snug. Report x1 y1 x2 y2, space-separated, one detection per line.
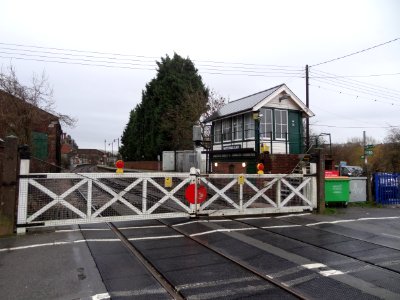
84 239 119 242
0 235 184 252
302 263 326 269
235 216 271 221
275 213 311 218
358 216 400 221
262 225 302 229
92 292 110 300
190 227 256 237
307 216 400 226
128 235 183 241
320 270 344 276
0 241 75 252
382 233 400 239
56 228 109 232
118 225 167 230
307 219 356 226
173 219 232 227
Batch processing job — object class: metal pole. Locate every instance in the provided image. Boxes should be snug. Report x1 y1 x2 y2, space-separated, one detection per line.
317 147 325 214
114 138 120 158
306 65 310 151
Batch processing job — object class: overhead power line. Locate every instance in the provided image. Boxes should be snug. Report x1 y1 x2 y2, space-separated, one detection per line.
310 123 400 129
309 72 400 78
311 37 400 67
0 42 301 70
310 69 400 98
310 83 400 107
311 78 400 102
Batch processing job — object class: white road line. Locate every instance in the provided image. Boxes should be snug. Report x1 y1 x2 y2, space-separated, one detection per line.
275 213 311 218
173 219 231 227
56 228 109 232
0 234 185 252
302 263 327 269
234 216 271 221
320 270 344 277
382 233 400 239
128 235 184 241
173 220 208 227
306 219 357 226
307 216 400 226
190 227 256 237
84 239 119 242
118 225 167 230
358 216 400 221
301 263 344 277
262 225 302 229
92 292 110 300
0 241 75 252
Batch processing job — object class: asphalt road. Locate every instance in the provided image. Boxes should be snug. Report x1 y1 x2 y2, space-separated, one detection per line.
1 206 400 299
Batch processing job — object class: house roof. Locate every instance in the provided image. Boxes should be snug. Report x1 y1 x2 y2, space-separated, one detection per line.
204 83 314 122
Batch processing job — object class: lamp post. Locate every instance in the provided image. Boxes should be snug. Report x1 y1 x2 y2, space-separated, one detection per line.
113 138 120 158
104 140 107 165
108 142 114 157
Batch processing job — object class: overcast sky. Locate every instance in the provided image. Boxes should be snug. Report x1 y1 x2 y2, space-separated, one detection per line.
1 0 399 151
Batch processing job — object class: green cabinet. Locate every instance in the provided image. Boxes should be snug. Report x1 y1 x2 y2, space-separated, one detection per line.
325 177 350 204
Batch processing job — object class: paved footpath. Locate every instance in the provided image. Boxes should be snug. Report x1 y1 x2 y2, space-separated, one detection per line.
0 226 108 300
0 206 399 300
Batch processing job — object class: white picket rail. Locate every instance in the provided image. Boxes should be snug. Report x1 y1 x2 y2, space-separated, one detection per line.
17 160 316 233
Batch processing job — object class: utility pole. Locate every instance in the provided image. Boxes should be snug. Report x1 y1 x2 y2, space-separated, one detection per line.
363 131 372 203
305 65 310 151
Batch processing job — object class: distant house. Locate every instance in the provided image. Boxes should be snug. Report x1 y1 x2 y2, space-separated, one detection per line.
75 149 105 165
0 90 62 172
204 84 314 173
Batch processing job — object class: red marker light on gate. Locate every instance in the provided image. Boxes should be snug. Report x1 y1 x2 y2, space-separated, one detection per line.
257 163 264 175
116 160 124 173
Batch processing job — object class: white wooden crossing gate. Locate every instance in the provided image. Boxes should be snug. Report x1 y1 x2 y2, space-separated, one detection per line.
17 161 316 233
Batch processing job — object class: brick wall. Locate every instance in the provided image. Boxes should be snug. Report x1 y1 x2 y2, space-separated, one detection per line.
125 161 160 171
212 162 247 174
263 154 300 174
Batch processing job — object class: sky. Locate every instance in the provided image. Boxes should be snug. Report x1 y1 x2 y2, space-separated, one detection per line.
0 0 399 151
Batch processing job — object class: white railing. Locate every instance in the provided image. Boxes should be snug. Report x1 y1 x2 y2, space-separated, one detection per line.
17 161 316 233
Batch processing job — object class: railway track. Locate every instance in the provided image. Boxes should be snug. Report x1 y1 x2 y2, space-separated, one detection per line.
77 213 400 299
30 165 400 298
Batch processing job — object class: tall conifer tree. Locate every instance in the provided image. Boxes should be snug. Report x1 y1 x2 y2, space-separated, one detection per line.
120 53 208 160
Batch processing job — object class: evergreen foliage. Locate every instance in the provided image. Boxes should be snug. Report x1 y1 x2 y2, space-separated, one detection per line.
120 53 209 160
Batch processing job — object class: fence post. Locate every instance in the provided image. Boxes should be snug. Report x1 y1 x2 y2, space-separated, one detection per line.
317 148 325 214
17 145 30 234
276 178 282 208
189 167 198 215
0 136 19 236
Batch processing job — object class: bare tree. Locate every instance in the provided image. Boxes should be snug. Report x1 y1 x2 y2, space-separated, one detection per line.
0 65 77 143
200 89 227 142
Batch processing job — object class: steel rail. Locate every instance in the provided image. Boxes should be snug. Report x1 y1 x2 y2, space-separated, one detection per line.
106 222 184 300
158 218 308 300
73 171 185 300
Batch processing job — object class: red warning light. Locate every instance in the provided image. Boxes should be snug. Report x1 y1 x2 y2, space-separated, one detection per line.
115 160 124 169
256 163 264 174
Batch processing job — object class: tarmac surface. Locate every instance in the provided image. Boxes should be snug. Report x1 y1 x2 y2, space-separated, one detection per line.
1 206 400 299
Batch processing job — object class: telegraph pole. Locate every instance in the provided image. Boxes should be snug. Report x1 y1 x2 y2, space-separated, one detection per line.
305 65 310 151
